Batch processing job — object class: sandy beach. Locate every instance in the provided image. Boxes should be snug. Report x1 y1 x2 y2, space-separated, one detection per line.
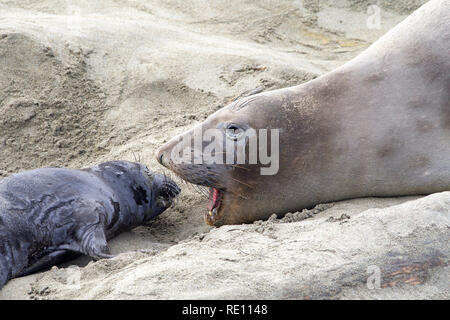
0 0 448 299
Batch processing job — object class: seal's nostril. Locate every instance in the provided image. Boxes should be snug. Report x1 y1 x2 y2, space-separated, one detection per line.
155 150 164 165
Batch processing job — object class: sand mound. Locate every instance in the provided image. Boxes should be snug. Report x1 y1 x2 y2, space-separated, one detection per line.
0 32 110 174
1 0 445 300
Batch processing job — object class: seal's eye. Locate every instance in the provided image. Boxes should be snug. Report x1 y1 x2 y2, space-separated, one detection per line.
225 123 244 140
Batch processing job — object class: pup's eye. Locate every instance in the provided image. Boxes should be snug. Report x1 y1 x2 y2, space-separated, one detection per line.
225 124 244 140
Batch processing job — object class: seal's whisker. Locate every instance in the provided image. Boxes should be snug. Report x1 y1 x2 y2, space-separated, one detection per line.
227 189 249 200
195 186 210 199
170 169 209 198
190 183 207 198
198 185 211 197
195 187 209 198
231 177 254 189
131 151 142 163
230 164 250 171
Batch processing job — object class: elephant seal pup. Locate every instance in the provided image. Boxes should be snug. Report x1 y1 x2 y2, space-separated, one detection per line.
0 161 180 288
156 0 450 226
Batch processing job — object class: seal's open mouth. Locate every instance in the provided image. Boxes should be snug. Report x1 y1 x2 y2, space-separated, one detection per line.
207 187 223 218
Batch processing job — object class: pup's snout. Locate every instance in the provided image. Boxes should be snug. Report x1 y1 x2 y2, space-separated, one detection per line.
159 178 181 199
153 174 180 209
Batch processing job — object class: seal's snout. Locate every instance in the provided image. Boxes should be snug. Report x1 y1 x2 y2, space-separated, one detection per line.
155 144 170 167
155 133 188 168
158 153 164 166
159 178 181 200
156 146 165 166
154 175 181 209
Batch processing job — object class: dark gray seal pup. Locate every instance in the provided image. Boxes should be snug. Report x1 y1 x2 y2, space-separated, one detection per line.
0 161 180 289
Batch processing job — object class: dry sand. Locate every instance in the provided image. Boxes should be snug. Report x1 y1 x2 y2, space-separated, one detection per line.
0 0 448 299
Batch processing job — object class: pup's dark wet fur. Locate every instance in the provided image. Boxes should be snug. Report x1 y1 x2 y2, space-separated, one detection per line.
0 161 180 288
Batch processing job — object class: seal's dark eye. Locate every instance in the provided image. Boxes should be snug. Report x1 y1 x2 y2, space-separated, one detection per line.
225 124 244 140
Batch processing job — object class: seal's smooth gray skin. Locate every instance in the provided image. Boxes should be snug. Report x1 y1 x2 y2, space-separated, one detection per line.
0 161 180 288
156 0 449 226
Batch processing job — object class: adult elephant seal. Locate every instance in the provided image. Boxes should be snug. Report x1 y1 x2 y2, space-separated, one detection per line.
156 0 449 227
0 161 180 289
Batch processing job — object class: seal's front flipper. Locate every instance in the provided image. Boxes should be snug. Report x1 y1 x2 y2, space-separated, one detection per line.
57 226 114 260
80 227 114 260
17 250 79 277
86 243 114 260
58 203 116 260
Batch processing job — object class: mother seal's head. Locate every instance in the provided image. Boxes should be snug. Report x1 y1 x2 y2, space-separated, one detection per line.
156 93 298 226
156 0 450 226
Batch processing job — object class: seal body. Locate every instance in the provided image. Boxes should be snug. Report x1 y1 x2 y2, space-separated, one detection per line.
156 0 449 226
0 161 180 288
